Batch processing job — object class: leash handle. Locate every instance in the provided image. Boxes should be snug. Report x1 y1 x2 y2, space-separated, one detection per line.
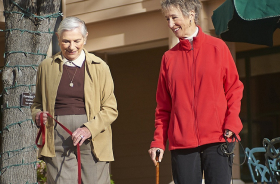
35 113 45 148
223 134 247 166
35 112 82 184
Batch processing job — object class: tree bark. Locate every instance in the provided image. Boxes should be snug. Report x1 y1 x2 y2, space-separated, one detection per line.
1 0 61 183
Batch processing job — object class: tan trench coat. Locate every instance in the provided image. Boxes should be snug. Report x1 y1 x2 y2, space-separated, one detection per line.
31 49 118 161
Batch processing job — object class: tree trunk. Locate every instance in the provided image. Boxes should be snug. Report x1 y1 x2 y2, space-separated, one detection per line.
1 0 61 183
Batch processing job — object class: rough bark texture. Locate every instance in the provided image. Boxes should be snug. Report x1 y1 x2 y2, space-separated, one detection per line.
1 0 61 183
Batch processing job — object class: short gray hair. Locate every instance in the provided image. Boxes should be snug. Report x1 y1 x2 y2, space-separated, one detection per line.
56 17 88 38
161 0 201 25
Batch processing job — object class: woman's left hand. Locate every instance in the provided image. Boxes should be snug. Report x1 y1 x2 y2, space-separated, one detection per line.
224 129 233 138
72 127 92 146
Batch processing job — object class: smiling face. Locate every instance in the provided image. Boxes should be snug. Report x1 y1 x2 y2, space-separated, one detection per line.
164 6 196 39
57 27 88 61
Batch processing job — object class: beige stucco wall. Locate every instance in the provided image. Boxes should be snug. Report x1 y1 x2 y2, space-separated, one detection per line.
85 10 168 53
65 0 168 54
66 0 161 24
0 3 4 23
0 3 5 70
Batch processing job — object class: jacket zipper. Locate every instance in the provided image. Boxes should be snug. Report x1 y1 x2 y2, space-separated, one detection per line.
191 45 200 146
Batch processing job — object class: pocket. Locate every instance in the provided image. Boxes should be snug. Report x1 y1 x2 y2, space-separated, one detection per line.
214 106 222 128
168 112 177 144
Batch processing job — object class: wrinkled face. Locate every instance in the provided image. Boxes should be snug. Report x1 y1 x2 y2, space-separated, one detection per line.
164 6 195 38
57 28 88 61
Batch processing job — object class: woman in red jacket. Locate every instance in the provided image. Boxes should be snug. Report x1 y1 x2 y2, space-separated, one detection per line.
148 0 243 183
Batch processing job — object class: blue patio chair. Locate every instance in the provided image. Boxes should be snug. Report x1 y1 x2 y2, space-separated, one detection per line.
263 138 280 184
245 147 272 184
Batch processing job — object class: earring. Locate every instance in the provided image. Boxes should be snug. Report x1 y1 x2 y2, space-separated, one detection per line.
189 20 192 27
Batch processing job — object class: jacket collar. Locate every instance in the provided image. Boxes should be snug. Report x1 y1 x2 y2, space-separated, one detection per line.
52 49 101 72
178 26 205 51
52 49 101 65
84 49 101 65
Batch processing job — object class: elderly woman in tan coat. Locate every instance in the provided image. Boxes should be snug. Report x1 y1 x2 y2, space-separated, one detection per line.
31 17 118 184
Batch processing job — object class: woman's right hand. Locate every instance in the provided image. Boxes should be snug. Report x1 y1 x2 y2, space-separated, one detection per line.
148 147 164 166
35 111 49 127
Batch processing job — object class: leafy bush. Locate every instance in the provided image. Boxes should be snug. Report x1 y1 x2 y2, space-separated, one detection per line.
37 160 47 184
111 175 115 184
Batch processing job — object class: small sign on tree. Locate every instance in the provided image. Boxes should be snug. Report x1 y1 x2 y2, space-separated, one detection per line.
20 93 35 107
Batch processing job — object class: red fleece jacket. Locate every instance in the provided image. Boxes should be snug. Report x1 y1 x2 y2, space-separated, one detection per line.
150 27 244 151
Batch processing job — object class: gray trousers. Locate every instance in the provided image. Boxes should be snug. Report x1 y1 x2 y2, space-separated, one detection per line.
44 114 110 184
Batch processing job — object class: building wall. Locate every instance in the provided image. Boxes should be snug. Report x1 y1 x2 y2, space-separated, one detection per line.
0 4 5 91
66 0 161 24
84 10 168 53
107 46 171 184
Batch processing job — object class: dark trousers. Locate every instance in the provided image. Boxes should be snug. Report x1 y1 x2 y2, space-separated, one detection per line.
171 142 234 184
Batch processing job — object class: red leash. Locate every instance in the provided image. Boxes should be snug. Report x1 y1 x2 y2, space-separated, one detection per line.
36 113 82 184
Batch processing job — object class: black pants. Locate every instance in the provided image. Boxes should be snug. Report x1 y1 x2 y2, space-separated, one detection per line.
171 142 234 184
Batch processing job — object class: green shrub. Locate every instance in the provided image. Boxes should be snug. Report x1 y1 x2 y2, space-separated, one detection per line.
37 160 47 184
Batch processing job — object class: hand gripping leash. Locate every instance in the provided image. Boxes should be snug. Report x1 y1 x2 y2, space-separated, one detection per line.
36 113 82 184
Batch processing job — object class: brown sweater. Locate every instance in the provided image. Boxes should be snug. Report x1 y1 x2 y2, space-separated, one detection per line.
55 62 86 115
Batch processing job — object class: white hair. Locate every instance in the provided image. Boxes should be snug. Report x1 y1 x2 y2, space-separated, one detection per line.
56 17 88 38
161 0 201 25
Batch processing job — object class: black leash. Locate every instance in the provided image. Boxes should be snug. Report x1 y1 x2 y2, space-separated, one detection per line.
221 134 246 165
220 134 247 184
